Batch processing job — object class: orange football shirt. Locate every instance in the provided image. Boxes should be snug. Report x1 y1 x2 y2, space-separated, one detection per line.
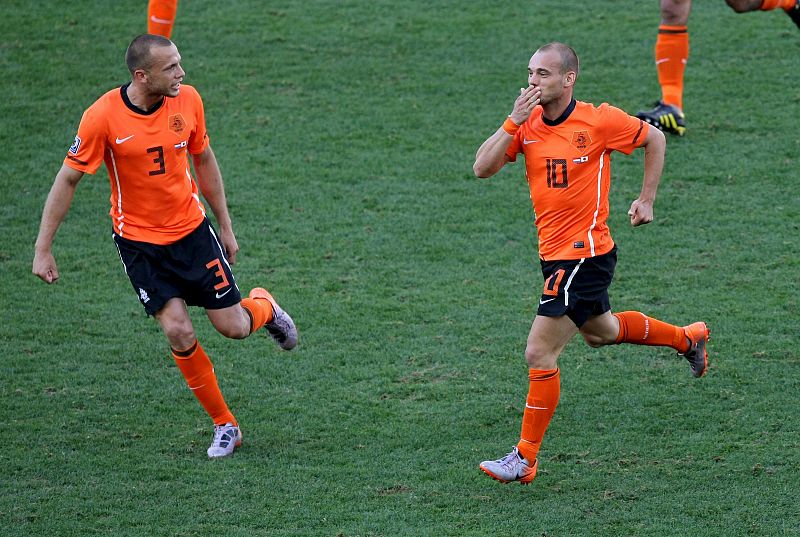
64 84 210 244
506 99 648 261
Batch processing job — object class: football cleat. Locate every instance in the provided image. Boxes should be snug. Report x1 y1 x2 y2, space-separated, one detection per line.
249 287 298 350
681 321 710 378
207 423 242 458
479 447 539 484
787 0 800 28
636 101 686 136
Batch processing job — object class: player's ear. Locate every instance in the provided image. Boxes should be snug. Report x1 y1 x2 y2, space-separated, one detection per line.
564 70 577 88
132 68 148 84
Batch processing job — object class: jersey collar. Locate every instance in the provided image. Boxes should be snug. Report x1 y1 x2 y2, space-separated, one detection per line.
542 98 576 127
120 83 165 116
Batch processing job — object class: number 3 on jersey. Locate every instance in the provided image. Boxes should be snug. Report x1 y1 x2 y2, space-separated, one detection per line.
147 146 166 176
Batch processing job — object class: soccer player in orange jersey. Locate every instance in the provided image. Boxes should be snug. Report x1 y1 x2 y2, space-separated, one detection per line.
147 0 179 38
637 0 800 136
33 34 298 459
472 42 710 485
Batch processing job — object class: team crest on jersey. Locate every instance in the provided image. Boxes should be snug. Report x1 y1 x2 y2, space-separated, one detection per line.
69 135 81 154
571 130 591 150
168 113 186 134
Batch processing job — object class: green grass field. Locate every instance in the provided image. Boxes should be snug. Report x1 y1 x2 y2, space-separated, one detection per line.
1 1 799 535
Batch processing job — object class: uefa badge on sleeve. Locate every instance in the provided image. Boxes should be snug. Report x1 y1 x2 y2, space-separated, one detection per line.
69 135 81 155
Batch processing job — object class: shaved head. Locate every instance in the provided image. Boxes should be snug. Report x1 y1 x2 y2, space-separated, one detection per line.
125 34 174 74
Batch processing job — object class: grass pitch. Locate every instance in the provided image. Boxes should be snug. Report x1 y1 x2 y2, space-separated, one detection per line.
1 1 798 535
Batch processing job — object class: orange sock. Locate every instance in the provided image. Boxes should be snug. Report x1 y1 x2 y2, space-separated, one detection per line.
147 0 179 38
172 340 236 426
613 311 689 352
760 0 796 9
240 297 274 334
655 25 689 110
517 369 560 462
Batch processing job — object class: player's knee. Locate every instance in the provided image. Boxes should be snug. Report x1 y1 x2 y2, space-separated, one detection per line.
163 323 197 350
582 332 607 348
218 324 249 340
724 0 754 13
213 318 250 340
524 346 557 369
582 330 618 348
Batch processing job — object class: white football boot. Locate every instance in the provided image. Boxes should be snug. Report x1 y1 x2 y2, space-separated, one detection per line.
249 288 298 350
207 423 242 458
479 447 539 484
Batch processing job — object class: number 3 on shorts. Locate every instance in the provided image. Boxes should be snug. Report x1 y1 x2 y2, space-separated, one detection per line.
205 258 230 290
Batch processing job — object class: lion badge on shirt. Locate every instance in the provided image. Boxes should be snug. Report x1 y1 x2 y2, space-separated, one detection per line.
169 114 186 134
571 130 591 150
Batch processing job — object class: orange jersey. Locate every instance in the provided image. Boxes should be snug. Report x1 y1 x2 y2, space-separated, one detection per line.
64 84 210 244
506 99 648 261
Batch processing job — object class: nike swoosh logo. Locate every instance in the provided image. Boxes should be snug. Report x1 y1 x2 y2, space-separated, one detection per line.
525 404 549 410
150 15 173 24
523 139 541 145
115 135 134 144
539 298 556 305
216 288 232 299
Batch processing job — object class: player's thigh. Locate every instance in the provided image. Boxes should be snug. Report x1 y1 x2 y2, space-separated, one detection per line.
155 298 196 349
525 315 579 369
205 304 251 340
660 0 691 25
579 310 620 347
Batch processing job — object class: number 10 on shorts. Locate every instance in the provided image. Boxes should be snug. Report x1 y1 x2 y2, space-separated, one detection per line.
543 269 565 296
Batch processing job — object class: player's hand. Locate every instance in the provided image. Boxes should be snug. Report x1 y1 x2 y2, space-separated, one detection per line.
628 199 654 227
32 250 60 284
220 228 240 265
508 85 541 126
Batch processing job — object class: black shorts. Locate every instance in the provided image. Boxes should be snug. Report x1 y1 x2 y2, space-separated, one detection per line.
113 218 242 316
537 246 617 328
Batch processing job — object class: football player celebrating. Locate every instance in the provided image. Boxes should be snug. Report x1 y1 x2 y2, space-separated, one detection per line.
33 34 298 458
473 42 710 484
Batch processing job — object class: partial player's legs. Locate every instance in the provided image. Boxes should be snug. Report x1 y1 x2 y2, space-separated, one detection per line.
788 0 800 27
157 298 241 458
147 0 179 38
726 0 795 11
681 321 710 377
479 315 576 484
637 0 691 135
726 0 800 27
580 310 710 377
246 288 299 350
205 287 298 350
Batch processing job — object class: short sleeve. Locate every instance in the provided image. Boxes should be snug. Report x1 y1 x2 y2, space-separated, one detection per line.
505 124 522 163
187 87 210 155
600 104 649 155
64 106 106 174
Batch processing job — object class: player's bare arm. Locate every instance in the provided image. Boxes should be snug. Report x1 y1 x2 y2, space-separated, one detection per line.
473 85 541 178
628 126 666 227
33 165 85 283
191 145 240 263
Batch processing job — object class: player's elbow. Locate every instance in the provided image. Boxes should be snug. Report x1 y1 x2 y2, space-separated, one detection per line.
473 163 489 178
473 161 495 179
